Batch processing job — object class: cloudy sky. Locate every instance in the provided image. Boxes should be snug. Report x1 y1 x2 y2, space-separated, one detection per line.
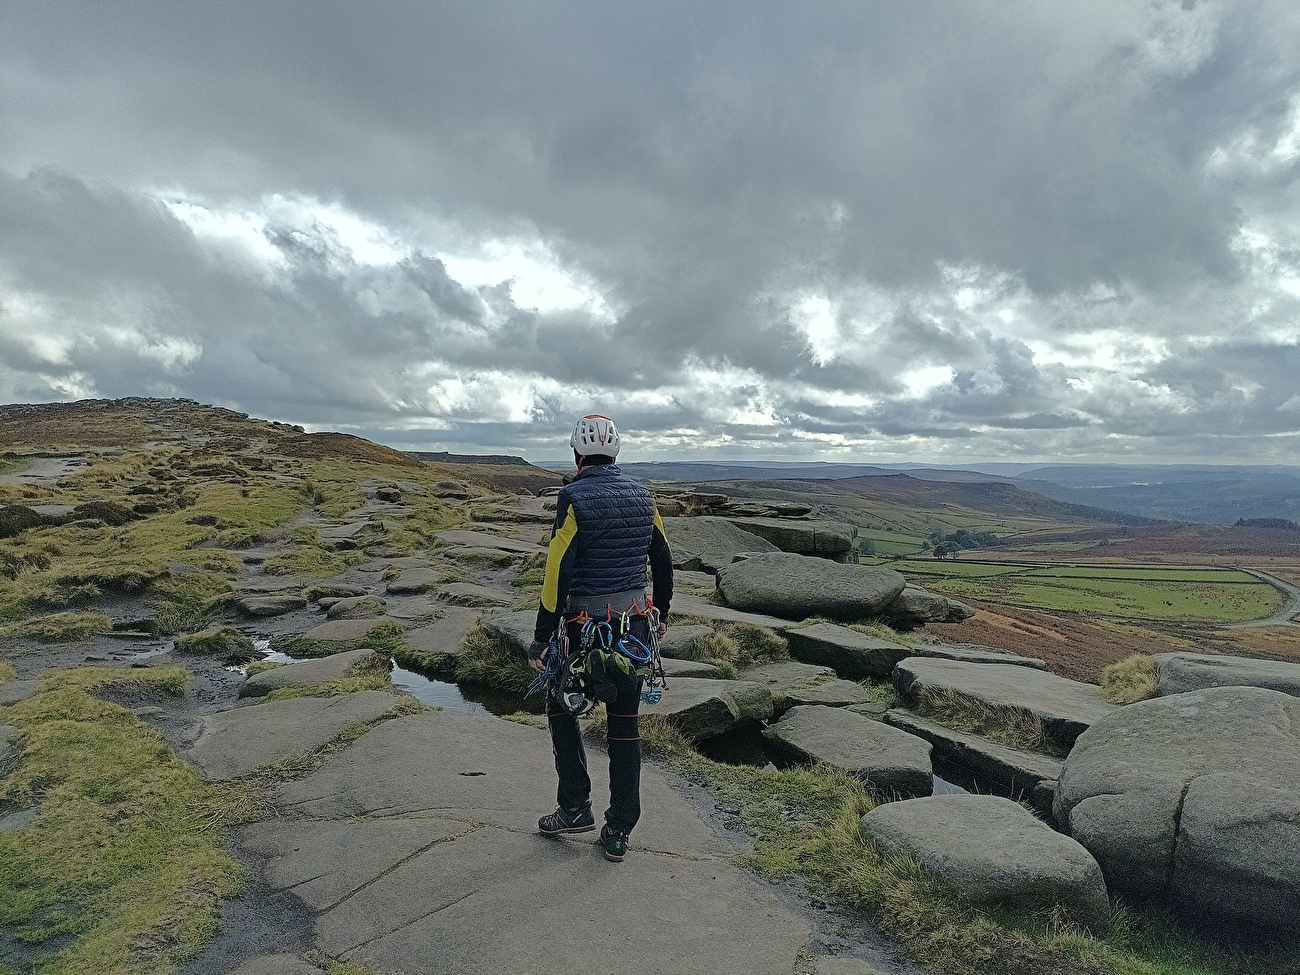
2 1 1299 463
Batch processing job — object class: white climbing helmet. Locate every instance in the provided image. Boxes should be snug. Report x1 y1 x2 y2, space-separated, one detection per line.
570 413 621 457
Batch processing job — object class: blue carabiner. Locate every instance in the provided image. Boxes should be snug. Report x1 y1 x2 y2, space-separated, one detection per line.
615 632 652 665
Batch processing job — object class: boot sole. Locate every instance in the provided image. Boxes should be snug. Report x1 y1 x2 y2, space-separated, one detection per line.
601 848 625 862
539 823 596 836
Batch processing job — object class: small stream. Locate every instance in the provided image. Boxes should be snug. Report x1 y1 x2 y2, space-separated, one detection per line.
248 642 543 717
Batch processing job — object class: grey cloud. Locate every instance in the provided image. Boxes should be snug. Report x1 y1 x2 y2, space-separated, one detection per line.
2 2 1300 461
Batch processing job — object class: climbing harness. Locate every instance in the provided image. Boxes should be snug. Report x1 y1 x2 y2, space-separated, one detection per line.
524 600 669 712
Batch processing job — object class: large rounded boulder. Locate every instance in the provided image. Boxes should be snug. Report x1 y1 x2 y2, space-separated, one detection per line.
1055 686 1300 939
715 553 906 621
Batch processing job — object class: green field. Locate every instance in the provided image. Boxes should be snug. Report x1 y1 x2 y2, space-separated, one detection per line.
854 528 928 556
877 558 1285 623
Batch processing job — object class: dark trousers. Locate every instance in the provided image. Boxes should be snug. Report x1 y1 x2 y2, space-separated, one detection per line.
547 615 647 834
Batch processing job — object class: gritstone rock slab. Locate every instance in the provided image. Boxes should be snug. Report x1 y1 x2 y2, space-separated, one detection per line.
893 657 1115 747
480 610 536 653
261 711 808 975
716 553 906 622
862 794 1109 932
1055 686 1300 938
384 567 443 594
740 660 871 713
640 677 773 740
325 595 386 619
439 583 515 608
668 594 798 632
660 516 779 573
657 624 715 658
185 691 401 780
1153 651 1300 697
402 607 482 657
720 516 855 559
236 592 307 618
763 705 933 798
786 622 911 679
885 708 1061 816
239 649 382 698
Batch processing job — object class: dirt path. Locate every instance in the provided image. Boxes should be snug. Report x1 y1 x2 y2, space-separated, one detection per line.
1228 569 1300 629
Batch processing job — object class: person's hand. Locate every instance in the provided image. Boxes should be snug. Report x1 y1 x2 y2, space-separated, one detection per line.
656 619 668 638
527 640 549 673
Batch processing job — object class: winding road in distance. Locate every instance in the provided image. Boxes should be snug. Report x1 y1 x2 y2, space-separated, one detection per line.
1229 568 1300 629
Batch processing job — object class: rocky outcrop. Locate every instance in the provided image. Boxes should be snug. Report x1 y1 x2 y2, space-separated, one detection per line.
721 517 855 561
642 677 773 740
236 592 307 618
661 517 778 573
1055 686 1300 938
715 554 906 621
739 660 873 712
882 586 974 628
657 624 715 659
785 622 911 678
384 567 443 595
763 705 933 798
884 709 1062 818
240 649 385 698
861 795 1110 932
1153 652 1300 697
893 657 1116 748
326 595 386 620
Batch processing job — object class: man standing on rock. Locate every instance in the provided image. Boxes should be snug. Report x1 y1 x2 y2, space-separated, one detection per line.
528 413 673 862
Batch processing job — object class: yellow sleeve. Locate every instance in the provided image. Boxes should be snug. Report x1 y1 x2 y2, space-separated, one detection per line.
540 506 579 613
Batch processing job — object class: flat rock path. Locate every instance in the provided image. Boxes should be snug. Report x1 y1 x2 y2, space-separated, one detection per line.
183 697 917 975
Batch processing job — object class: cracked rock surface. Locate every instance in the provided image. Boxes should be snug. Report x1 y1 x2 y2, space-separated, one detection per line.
226 709 814 974
1055 686 1300 937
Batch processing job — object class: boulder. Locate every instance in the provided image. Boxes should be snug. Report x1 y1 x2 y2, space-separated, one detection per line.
385 567 443 595
785 622 910 679
740 661 872 713
1055 687 1300 938
721 517 855 561
236 592 307 618
715 553 906 621
657 624 715 659
861 794 1109 931
402 608 483 659
672 550 705 572
241 649 385 698
318 521 385 550
763 705 932 798
326 595 387 620
1153 652 1300 697
913 644 1046 670
885 709 1062 818
893 657 1115 748
642 677 773 740
660 658 725 678
661 517 779 573
480 611 537 655
883 586 975 628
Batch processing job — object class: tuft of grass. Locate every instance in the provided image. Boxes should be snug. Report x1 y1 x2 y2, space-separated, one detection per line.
262 545 362 577
453 623 534 692
244 660 283 676
263 652 395 701
0 661 16 683
174 627 255 662
914 687 1064 756
512 553 546 590
666 621 788 678
0 611 113 643
0 669 262 974
1101 654 1159 705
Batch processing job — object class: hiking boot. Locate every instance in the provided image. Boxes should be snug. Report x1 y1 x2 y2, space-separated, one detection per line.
599 824 629 862
538 804 595 836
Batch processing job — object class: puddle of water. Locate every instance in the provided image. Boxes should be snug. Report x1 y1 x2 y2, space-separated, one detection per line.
230 638 542 717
